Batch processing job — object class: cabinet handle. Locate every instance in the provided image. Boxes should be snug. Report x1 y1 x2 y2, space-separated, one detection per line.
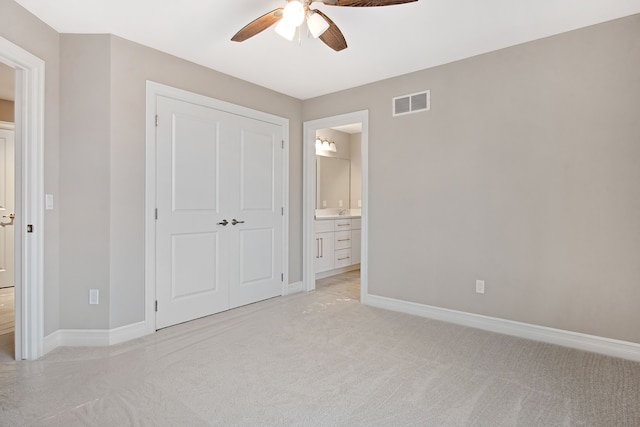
320 237 324 258
316 238 320 258
337 257 350 261
336 224 349 227
337 239 350 242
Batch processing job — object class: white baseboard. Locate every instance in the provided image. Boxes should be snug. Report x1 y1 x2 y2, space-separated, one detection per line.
285 281 305 295
366 294 640 362
43 321 149 355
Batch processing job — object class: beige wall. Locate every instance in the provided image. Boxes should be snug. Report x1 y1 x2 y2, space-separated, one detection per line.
303 14 640 343
0 0 61 335
0 99 13 122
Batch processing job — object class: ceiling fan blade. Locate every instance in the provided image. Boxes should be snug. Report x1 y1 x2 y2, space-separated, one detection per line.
320 0 417 6
231 8 284 42
314 10 348 51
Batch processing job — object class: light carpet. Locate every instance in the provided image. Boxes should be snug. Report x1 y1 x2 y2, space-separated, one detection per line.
1 278 639 426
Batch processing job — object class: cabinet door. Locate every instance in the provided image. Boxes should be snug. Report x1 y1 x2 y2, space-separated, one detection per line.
351 229 361 265
314 232 334 273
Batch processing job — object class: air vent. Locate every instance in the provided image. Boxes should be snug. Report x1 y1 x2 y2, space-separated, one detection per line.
393 90 430 117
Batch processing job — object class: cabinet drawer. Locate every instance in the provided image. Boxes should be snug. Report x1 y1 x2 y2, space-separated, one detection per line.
333 219 352 231
334 230 352 250
315 220 334 233
334 248 352 268
351 218 361 230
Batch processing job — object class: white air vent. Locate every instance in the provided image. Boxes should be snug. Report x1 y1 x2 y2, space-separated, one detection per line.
393 90 430 116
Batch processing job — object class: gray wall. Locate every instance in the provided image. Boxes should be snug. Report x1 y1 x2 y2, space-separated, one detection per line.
4 0 640 346
0 0 61 335
303 14 640 343
350 133 362 209
59 35 111 329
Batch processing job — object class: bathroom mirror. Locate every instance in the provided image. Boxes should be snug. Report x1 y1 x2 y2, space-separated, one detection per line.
316 156 350 209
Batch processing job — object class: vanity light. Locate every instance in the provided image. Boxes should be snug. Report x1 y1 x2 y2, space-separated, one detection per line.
315 137 337 153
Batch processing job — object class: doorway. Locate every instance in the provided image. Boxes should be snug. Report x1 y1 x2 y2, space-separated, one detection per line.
0 61 15 360
0 36 46 360
303 111 369 303
314 124 362 298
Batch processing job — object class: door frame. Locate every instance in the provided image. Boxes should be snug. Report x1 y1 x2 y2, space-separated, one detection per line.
144 81 290 334
0 37 45 360
302 111 369 302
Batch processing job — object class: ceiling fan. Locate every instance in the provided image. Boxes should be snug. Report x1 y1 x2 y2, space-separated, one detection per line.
231 0 418 52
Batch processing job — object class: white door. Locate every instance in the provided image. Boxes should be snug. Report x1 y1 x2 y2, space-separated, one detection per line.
155 96 283 329
0 127 14 289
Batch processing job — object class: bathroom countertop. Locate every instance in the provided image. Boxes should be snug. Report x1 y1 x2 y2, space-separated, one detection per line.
315 214 361 220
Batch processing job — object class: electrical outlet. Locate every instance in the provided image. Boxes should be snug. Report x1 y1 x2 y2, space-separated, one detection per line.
89 289 100 305
475 280 485 294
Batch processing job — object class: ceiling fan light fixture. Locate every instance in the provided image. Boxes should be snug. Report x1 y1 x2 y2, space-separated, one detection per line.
275 20 297 41
282 0 305 27
307 11 329 38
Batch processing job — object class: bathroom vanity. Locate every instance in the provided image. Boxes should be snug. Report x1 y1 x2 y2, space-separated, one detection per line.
314 214 361 277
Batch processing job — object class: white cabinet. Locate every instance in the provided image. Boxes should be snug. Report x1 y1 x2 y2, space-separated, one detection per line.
351 219 361 264
315 231 334 273
315 218 361 275
351 229 361 264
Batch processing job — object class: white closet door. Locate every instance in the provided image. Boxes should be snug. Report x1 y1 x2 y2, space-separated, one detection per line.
227 115 283 309
155 96 283 329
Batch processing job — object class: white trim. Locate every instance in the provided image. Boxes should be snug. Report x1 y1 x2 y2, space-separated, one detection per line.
285 281 305 295
43 321 148 353
0 37 45 360
145 81 290 334
302 111 369 304
367 294 640 362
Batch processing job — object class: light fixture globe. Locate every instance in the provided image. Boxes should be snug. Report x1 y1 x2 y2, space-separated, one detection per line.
275 20 297 40
282 1 305 27
307 11 329 38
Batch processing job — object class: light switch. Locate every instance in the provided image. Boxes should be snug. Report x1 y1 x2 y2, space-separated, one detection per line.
45 194 54 210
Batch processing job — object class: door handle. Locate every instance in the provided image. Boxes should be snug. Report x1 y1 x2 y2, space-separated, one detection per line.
0 213 14 226
231 219 245 225
217 219 228 226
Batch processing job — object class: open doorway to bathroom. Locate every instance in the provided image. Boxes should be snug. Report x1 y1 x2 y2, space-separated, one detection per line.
314 124 362 299
303 110 369 303
0 61 15 361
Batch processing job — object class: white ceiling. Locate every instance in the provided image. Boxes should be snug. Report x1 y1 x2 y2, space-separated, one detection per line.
13 0 640 100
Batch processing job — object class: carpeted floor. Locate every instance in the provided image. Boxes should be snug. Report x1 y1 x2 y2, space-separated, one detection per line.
1 274 639 426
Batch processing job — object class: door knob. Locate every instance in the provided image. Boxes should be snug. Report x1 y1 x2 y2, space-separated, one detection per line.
217 219 228 226
0 213 14 226
231 219 245 225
